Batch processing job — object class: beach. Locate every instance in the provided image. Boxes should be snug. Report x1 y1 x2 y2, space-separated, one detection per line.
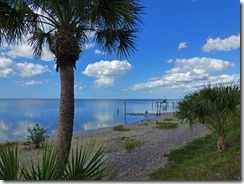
18 112 210 181
72 112 210 180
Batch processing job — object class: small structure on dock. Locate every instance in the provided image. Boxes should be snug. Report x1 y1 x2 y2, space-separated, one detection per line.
155 98 167 106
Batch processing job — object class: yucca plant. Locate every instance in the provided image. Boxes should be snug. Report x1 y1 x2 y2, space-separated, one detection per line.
0 146 19 180
63 142 107 180
176 83 240 151
0 141 107 180
21 144 63 180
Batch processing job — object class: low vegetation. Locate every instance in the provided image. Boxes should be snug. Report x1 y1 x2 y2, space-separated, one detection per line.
176 84 240 151
0 142 108 180
155 122 178 129
150 132 240 180
151 84 240 180
0 141 18 149
138 122 149 126
26 124 49 149
123 137 143 152
112 125 130 131
155 118 178 129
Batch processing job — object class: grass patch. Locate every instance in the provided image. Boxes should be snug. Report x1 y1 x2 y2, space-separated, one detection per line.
150 133 240 180
123 137 143 152
138 122 149 126
163 118 173 121
112 125 130 131
0 141 18 149
155 122 178 129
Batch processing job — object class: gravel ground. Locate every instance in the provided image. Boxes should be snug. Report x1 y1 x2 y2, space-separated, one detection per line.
72 113 210 181
19 113 210 181
106 123 209 180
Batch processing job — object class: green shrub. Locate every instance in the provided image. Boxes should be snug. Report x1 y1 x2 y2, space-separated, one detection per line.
155 122 178 129
112 125 130 131
27 124 49 149
123 138 142 152
176 83 240 151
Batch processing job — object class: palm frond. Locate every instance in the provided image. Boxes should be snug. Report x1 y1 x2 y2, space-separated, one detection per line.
90 0 144 58
95 27 137 57
63 141 107 180
28 28 54 58
177 83 240 137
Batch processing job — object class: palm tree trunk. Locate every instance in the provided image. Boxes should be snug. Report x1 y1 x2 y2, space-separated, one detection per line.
56 65 74 162
217 134 229 151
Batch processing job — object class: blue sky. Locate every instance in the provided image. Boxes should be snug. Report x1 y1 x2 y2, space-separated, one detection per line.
0 0 240 99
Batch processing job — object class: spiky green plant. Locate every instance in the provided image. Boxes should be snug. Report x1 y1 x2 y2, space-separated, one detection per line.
63 142 107 180
21 144 62 180
0 142 107 180
176 83 240 150
0 146 19 180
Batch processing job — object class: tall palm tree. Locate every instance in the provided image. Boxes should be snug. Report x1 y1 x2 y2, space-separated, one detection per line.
0 0 143 161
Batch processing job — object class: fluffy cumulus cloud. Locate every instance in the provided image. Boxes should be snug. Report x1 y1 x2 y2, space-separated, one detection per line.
1 39 54 62
82 60 132 87
128 57 239 93
15 62 50 77
0 56 50 78
178 42 187 50
202 34 240 52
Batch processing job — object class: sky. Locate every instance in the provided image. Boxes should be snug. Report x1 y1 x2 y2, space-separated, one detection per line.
0 0 241 99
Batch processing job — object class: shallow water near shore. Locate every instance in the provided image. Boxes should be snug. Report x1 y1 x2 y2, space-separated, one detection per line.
0 99 179 143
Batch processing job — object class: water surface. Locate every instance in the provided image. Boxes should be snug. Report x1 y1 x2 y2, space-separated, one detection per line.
0 99 178 142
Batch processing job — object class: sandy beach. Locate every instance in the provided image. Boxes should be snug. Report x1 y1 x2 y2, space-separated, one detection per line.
19 112 210 181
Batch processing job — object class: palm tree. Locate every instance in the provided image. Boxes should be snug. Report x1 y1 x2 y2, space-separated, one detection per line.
0 0 144 162
176 84 240 151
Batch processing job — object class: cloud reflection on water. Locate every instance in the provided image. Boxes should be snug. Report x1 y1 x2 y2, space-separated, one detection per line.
82 112 120 131
0 120 36 142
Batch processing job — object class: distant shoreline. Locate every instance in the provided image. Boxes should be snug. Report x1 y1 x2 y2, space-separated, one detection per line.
0 98 179 143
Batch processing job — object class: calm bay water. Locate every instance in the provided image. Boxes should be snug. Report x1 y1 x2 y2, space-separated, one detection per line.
0 99 179 142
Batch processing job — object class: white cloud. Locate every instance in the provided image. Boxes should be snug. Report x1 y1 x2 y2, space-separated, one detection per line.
41 47 54 61
94 77 115 87
83 43 95 50
21 80 43 87
178 42 187 50
202 34 240 52
82 60 132 87
128 57 238 94
94 49 106 55
0 57 13 68
4 43 34 59
167 59 174 63
0 56 50 78
0 68 14 77
15 62 50 77
74 83 86 90
2 39 54 62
